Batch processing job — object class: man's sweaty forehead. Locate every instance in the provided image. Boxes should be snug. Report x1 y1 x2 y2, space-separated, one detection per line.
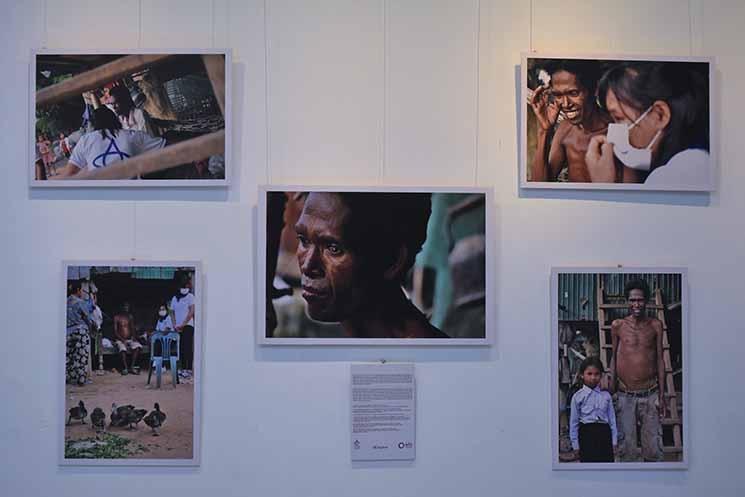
551 71 583 93
297 193 351 240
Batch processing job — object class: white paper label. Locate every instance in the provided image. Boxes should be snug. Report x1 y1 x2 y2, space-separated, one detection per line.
350 363 415 461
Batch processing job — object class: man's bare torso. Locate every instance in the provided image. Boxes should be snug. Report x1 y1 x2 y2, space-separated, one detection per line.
558 121 608 182
613 316 661 391
114 314 134 340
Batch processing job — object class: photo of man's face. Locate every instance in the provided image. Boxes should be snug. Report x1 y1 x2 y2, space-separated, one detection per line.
627 288 646 318
550 70 588 125
294 192 370 322
265 189 488 341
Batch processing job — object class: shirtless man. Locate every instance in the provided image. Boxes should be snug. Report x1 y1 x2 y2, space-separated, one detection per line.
113 302 143 375
529 61 610 182
294 192 447 339
610 279 665 462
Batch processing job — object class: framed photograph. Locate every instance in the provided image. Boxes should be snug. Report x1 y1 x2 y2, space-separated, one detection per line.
550 267 688 470
61 261 201 466
31 49 230 187
258 186 492 345
521 53 713 191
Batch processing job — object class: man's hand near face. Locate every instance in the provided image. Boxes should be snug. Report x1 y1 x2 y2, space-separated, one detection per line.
530 84 561 131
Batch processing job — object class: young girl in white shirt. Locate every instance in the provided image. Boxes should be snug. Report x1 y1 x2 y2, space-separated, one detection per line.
569 356 618 462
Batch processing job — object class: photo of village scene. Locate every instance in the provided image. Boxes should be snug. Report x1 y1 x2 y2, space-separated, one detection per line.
264 190 487 342
63 264 199 463
555 271 685 466
34 52 226 184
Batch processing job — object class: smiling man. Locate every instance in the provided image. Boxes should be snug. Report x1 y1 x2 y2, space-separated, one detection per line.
610 279 665 462
529 60 610 182
293 192 447 339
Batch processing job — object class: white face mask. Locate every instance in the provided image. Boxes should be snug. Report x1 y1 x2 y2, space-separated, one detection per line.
180 288 189 295
159 310 167 317
606 106 662 171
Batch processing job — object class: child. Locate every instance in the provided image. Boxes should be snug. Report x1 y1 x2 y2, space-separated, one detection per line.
154 304 175 336
569 356 618 462
150 303 180 367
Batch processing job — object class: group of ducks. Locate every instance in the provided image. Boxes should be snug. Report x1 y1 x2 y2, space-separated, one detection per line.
66 401 167 436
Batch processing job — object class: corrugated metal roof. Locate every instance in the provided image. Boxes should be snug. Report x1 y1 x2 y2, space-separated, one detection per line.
67 266 180 281
131 267 178 280
558 272 682 321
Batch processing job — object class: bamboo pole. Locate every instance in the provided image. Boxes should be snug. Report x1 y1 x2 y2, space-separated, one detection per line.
202 54 226 116
36 54 173 107
69 130 224 180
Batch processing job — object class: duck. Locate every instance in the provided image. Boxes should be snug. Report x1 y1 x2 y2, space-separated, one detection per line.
126 408 148 430
109 402 135 428
90 407 106 436
66 401 87 425
143 403 167 436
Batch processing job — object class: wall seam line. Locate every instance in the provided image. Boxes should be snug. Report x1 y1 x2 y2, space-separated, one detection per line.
381 0 387 185
529 0 533 52
42 0 48 48
264 0 271 183
474 0 481 186
137 0 142 48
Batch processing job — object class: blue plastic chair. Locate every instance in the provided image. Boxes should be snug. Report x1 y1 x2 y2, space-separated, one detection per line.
147 332 180 388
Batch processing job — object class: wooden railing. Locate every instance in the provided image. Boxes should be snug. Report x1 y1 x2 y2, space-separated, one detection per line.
36 53 226 180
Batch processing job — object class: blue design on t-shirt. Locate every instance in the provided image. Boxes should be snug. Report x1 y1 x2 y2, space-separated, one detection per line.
92 138 130 168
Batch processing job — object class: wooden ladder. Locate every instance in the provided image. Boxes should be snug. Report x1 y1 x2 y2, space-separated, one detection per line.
595 275 682 457
653 287 683 456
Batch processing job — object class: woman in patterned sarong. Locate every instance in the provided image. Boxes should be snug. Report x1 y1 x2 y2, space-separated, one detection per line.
66 280 92 385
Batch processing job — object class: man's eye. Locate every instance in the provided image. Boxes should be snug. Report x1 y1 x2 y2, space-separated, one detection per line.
568 91 580 98
326 244 343 255
297 234 308 247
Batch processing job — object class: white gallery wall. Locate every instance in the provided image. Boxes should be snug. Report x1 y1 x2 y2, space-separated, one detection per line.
2 0 744 495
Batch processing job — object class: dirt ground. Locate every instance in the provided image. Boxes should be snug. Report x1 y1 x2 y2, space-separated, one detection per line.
64 368 194 460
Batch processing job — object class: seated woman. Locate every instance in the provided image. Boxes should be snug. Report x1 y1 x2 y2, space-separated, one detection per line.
53 106 165 179
585 61 709 187
149 303 179 361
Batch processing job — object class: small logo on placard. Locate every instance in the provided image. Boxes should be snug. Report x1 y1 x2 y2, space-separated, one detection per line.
354 440 361 450
398 441 413 449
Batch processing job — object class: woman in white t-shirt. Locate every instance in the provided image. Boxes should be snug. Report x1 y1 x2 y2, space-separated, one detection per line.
53 106 165 178
170 272 195 371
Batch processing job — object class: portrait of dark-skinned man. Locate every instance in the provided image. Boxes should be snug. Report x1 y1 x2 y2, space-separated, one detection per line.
293 192 446 339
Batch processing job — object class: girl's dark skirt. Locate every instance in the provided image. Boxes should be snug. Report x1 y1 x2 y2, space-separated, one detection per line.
578 422 613 462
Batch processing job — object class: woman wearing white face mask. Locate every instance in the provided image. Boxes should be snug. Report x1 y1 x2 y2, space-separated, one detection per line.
154 303 175 335
170 272 195 372
150 302 177 359
585 62 709 186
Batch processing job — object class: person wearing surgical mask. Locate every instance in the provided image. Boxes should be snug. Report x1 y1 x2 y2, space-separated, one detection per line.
585 61 710 186
170 272 195 372
150 303 177 362
154 304 175 335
